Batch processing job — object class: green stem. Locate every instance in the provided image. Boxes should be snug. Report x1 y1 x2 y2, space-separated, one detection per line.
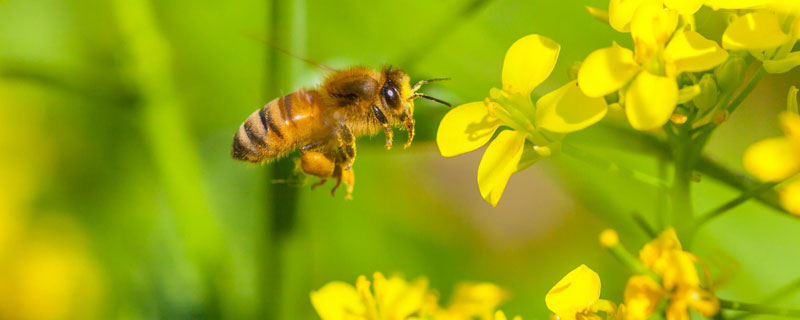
632 212 657 238
113 0 223 263
695 181 779 226
576 125 794 218
670 122 695 241
265 0 305 318
729 278 800 320
697 157 792 216
720 299 800 318
726 67 766 114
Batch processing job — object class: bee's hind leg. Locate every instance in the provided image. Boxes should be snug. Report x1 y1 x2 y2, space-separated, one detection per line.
311 178 327 189
300 144 336 190
329 164 354 199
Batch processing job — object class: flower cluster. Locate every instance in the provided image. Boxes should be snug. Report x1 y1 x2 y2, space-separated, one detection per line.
545 229 718 320
435 0 800 206
310 272 516 320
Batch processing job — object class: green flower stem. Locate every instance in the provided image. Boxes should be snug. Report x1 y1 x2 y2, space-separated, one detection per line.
695 181 779 226
720 299 800 318
113 0 223 262
726 66 766 114
669 121 696 242
605 242 660 280
578 124 794 218
265 0 306 318
561 143 669 189
632 212 657 238
729 277 800 320
697 157 793 217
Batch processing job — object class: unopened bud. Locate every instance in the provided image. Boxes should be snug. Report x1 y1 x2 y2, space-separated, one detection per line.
600 229 619 248
788 86 798 114
715 54 748 93
693 74 719 111
585 6 609 25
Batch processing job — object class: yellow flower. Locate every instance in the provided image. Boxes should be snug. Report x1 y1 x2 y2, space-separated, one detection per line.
494 310 523 320
546 265 616 320
437 34 608 206
311 272 430 320
622 228 719 320
720 5 800 73
580 1 728 130
609 0 704 33
624 276 665 320
432 282 509 320
743 108 800 216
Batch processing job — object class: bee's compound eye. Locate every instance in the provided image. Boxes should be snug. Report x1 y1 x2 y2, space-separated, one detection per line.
382 85 400 109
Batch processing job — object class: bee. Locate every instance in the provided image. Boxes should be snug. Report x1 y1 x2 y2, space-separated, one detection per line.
231 66 449 198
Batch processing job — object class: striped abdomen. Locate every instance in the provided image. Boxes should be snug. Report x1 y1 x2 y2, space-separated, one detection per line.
232 90 322 163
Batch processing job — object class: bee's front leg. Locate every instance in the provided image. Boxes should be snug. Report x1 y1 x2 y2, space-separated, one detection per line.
372 105 394 149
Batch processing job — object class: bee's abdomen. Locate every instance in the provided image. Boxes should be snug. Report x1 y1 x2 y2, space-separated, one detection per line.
232 91 314 163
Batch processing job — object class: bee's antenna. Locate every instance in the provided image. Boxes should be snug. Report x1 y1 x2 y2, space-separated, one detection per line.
411 78 451 92
410 93 451 108
240 32 336 72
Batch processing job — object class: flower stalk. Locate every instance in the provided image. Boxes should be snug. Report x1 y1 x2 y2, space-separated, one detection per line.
720 299 800 318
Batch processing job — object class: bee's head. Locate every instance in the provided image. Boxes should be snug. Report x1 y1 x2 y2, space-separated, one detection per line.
379 67 450 148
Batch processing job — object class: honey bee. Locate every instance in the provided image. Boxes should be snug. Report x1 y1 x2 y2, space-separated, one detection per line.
231 66 449 198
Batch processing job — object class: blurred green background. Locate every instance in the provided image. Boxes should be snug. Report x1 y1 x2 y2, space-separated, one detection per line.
1 0 799 319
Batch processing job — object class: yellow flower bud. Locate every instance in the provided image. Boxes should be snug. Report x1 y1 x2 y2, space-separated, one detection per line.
599 229 620 248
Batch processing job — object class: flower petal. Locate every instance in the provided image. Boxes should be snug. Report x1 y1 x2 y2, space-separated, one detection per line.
624 275 665 320
625 72 678 130
546 265 602 320
664 30 729 77
722 12 790 50
311 282 364 320
764 51 800 74
703 0 769 9
535 80 608 133
609 0 646 32
437 102 501 157
631 1 679 60
780 182 800 216
743 136 800 181
664 0 703 15
502 34 560 95
578 43 640 97
477 130 526 207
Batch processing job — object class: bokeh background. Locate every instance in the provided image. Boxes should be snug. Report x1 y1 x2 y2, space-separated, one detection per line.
1 0 799 319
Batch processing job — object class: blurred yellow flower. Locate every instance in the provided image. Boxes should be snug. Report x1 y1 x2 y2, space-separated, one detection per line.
437 34 607 206
624 229 719 320
546 265 616 320
311 272 430 320
430 282 509 320
0 215 104 320
312 274 510 320
624 275 664 320
743 106 800 215
721 5 800 73
494 310 523 320
609 0 703 33
580 0 727 130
